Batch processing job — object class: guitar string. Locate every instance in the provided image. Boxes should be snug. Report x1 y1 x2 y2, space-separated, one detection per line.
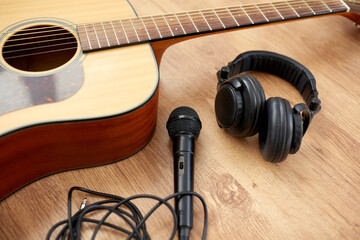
2 0 343 43
3 41 77 54
0 0 346 48
1 0 344 47
1 0 345 38
2 4 340 57
4 47 79 60
0 0 345 36
4 0 346 56
1 13 343 59
0 0 338 62
0 2 348 59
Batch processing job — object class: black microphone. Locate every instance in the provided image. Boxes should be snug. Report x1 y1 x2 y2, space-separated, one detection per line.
166 106 202 240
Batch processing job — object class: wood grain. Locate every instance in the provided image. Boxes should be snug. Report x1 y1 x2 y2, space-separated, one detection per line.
0 0 360 239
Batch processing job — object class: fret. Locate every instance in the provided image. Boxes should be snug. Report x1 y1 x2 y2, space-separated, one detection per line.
311 0 333 13
188 11 211 32
162 15 174 36
93 23 109 48
214 8 238 28
142 17 161 39
113 20 129 44
164 14 185 36
119 20 130 43
186 12 199 32
131 18 150 41
101 22 118 46
302 0 316 15
140 18 151 40
176 13 198 34
77 0 349 52
175 14 186 34
83 24 100 49
324 1 348 12
101 22 110 46
78 25 92 50
121 19 139 42
151 16 162 38
226 7 240 26
201 10 223 30
131 18 151 41
288 0 314 17
129 19 140 41
271 2 298 19
213 9 226 28
228 6 254 26
320 0 332 12
270 3 284 20
92 24 102 48
285 1 300 17
152 16 173 38
77 26 90 50
257 3 283 21
199 11 213 30
240 6 255 24
109 21 120 45
255 4 269 22
242 5 266 24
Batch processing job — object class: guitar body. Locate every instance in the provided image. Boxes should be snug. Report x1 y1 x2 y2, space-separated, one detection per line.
1 0 359 200
0 0 159 199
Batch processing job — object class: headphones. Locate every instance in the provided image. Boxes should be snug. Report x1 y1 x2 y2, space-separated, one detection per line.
215 51 321 163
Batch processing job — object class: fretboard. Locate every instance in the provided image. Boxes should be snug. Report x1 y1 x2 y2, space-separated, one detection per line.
77 0 349 52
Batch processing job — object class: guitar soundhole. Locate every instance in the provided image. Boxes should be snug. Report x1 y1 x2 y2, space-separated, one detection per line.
2 25 78 72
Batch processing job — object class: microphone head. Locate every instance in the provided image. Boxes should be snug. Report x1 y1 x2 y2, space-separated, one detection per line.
166 106 202 138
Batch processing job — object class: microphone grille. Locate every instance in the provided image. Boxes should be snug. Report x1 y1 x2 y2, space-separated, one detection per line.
166 106 202 138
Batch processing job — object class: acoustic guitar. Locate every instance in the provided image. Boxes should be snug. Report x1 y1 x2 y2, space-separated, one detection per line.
0 0 359 200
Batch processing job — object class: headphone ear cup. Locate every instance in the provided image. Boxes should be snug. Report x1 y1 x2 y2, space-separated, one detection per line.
290 111 303 154
238 75 266 137
215 74 266 137
259 97 293 163
215 82 243 129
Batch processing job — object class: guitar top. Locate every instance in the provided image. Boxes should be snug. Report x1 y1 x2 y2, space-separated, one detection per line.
0 0 159 200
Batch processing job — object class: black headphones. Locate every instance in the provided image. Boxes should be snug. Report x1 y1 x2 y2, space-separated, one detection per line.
215 51 321 163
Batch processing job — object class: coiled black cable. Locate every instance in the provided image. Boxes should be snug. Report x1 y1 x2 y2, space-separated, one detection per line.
46 186 207 240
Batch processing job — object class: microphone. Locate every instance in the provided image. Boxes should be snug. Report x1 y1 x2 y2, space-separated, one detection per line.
166 106 202 240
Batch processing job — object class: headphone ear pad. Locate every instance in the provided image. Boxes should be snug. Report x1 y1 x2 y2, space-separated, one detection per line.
215 74 266 137
290 112 303 154
259 97 293 163
232 74 266 136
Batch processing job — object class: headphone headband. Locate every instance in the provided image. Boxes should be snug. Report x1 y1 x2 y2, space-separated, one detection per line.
217 51 321 117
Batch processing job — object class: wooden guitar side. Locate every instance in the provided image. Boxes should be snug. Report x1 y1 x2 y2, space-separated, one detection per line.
0 0 159 199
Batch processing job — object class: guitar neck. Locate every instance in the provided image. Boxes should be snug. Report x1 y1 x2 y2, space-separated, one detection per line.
77 0 350 52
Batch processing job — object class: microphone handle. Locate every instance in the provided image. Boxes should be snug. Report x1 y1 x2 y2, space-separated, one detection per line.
173 134 194 239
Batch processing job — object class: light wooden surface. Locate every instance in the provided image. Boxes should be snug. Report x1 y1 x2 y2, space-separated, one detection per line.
1 0 360 239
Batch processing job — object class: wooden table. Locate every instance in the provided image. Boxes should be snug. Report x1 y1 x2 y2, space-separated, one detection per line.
0 0 359 239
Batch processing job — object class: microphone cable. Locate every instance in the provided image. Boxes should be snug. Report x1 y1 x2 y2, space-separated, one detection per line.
46 186 208 240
